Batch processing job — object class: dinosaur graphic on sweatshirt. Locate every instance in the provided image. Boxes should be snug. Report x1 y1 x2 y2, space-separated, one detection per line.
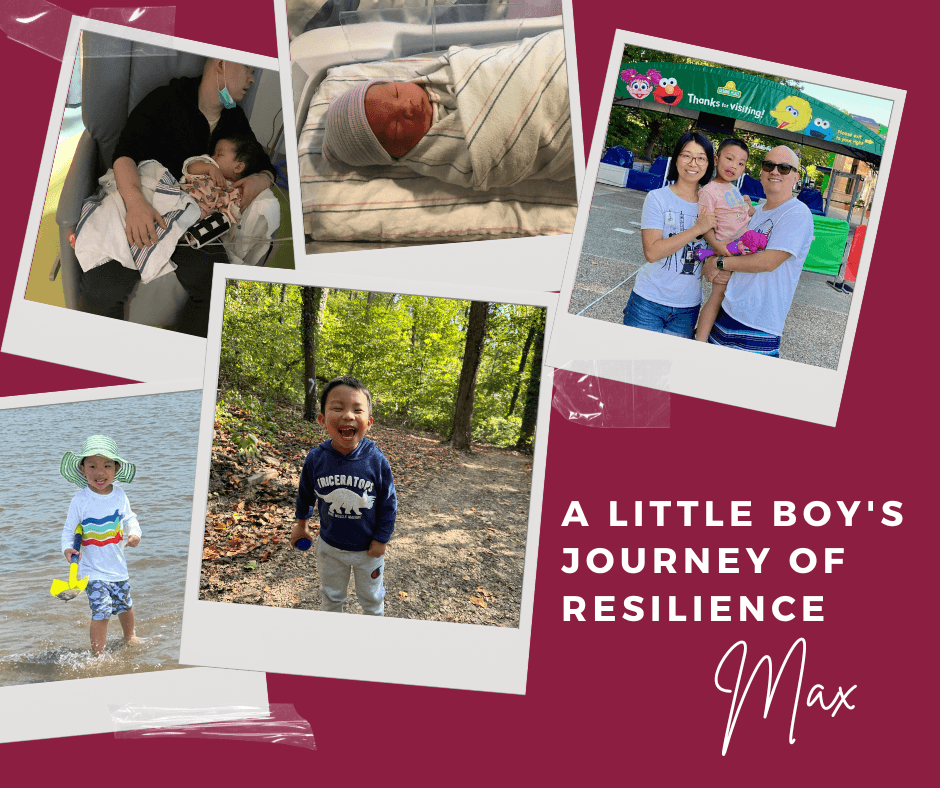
315 487 376 516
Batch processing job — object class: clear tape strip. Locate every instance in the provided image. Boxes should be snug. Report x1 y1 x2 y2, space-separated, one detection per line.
110 704 316 750
88 7 176 35
552 361 671 428
0 2 176 61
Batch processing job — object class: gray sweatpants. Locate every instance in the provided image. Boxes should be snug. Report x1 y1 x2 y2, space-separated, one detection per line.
316 536 386 616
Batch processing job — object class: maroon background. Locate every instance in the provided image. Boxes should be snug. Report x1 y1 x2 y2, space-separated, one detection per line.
1 2 933 783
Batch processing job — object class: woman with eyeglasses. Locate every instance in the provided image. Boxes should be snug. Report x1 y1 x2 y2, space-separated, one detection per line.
622 131 717 338
699 145 815 357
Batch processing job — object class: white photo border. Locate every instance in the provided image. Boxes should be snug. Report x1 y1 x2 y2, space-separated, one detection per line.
2 15 279 383
0 380 268 745
545 29 906 427
180 263 555 694
273 0 585 293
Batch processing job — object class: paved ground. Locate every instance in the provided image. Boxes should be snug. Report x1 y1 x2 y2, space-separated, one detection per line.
567 183 859 370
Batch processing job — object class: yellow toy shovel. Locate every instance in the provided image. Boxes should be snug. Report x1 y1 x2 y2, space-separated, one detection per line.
50 533 88 602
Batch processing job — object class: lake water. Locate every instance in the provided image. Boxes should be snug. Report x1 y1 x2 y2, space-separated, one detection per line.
0 390 202 686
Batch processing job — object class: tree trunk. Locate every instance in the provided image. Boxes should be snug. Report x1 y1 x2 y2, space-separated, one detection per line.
445 301 489 451
515 308 545 453
507 320 537 417
302 287 328 421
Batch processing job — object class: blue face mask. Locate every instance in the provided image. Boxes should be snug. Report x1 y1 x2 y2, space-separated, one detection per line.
217 63 236 109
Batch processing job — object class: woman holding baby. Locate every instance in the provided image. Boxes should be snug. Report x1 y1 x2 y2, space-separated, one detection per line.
79 59 275 337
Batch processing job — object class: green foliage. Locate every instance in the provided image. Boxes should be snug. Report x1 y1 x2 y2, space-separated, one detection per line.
233 431 261 459
215 390 281 456
473 414 522 447
219 282 305 401
217 283 545 449
605 106 690 158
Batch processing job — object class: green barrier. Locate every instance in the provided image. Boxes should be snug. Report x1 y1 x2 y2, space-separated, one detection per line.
804 215 849 275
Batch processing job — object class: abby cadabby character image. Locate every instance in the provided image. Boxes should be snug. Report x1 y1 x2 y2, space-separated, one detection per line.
621 67 662 100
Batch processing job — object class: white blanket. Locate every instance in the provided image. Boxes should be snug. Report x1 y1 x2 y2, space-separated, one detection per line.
74 161 200 284
75 161 280 280
404 30 573 191
297 32 577 244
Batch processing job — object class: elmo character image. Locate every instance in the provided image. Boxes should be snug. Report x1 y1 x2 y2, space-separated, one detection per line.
653 77 683 105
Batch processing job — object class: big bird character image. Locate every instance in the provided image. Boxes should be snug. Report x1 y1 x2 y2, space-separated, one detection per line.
770 95 813 131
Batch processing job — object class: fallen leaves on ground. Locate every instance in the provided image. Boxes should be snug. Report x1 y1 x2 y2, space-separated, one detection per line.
203 399 460 566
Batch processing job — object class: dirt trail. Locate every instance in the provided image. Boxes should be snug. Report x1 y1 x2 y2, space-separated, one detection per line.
200 422 532 628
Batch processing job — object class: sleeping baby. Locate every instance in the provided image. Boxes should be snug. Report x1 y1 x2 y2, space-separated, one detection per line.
322 79 433 165
180 134 270 247
320 29 574 192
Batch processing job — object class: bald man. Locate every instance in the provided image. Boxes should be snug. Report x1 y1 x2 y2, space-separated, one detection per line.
701 145 814 357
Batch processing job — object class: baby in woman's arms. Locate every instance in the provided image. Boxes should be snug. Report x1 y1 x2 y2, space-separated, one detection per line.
74 133 278 279
180 134 271 247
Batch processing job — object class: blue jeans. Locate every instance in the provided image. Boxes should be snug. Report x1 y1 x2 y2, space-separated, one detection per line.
623 291 700 339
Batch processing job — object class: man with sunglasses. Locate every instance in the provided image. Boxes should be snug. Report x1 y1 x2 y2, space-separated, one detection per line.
701 145 814 357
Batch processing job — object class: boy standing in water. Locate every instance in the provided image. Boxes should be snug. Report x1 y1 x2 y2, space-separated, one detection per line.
291 377 397 615
60 436 141 654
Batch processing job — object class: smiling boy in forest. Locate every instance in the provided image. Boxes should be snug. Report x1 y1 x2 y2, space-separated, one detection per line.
291 376 397 615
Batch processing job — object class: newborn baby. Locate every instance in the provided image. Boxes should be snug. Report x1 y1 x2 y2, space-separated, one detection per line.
317 30 572 191
322 79 433 165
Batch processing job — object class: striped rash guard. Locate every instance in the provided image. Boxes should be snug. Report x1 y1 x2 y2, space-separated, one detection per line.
60 487 141 582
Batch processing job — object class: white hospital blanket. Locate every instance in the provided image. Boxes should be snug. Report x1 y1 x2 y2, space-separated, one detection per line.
74 161 200 284
404 30 573 191
75 161 280 279
297 34 577 243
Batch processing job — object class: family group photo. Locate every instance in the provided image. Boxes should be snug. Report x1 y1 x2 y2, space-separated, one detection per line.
566 45 890 369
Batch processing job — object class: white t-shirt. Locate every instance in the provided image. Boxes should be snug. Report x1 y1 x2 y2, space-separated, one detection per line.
723 198 814 336
60 487 141 583
635 186 709 308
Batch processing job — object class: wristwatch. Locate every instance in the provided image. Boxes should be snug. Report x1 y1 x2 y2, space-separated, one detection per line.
715 256 725 270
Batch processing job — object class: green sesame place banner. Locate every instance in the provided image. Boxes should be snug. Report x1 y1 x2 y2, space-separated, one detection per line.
618 63 884 156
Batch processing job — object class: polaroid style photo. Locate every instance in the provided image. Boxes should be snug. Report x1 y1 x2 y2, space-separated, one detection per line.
275 0 584 291
546 30 905 426
3 15 289 383
0 382 267 744
180 264 554 694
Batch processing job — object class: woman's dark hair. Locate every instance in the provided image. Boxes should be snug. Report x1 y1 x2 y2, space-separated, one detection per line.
223 133 270 179
717 138 749 158
666 131 714 186
319 376 373 416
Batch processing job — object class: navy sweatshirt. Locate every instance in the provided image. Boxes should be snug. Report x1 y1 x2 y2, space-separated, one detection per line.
295 439 397 552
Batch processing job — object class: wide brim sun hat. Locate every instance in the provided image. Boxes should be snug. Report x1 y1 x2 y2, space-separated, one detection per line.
322 78 395 167
60 435 136 488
